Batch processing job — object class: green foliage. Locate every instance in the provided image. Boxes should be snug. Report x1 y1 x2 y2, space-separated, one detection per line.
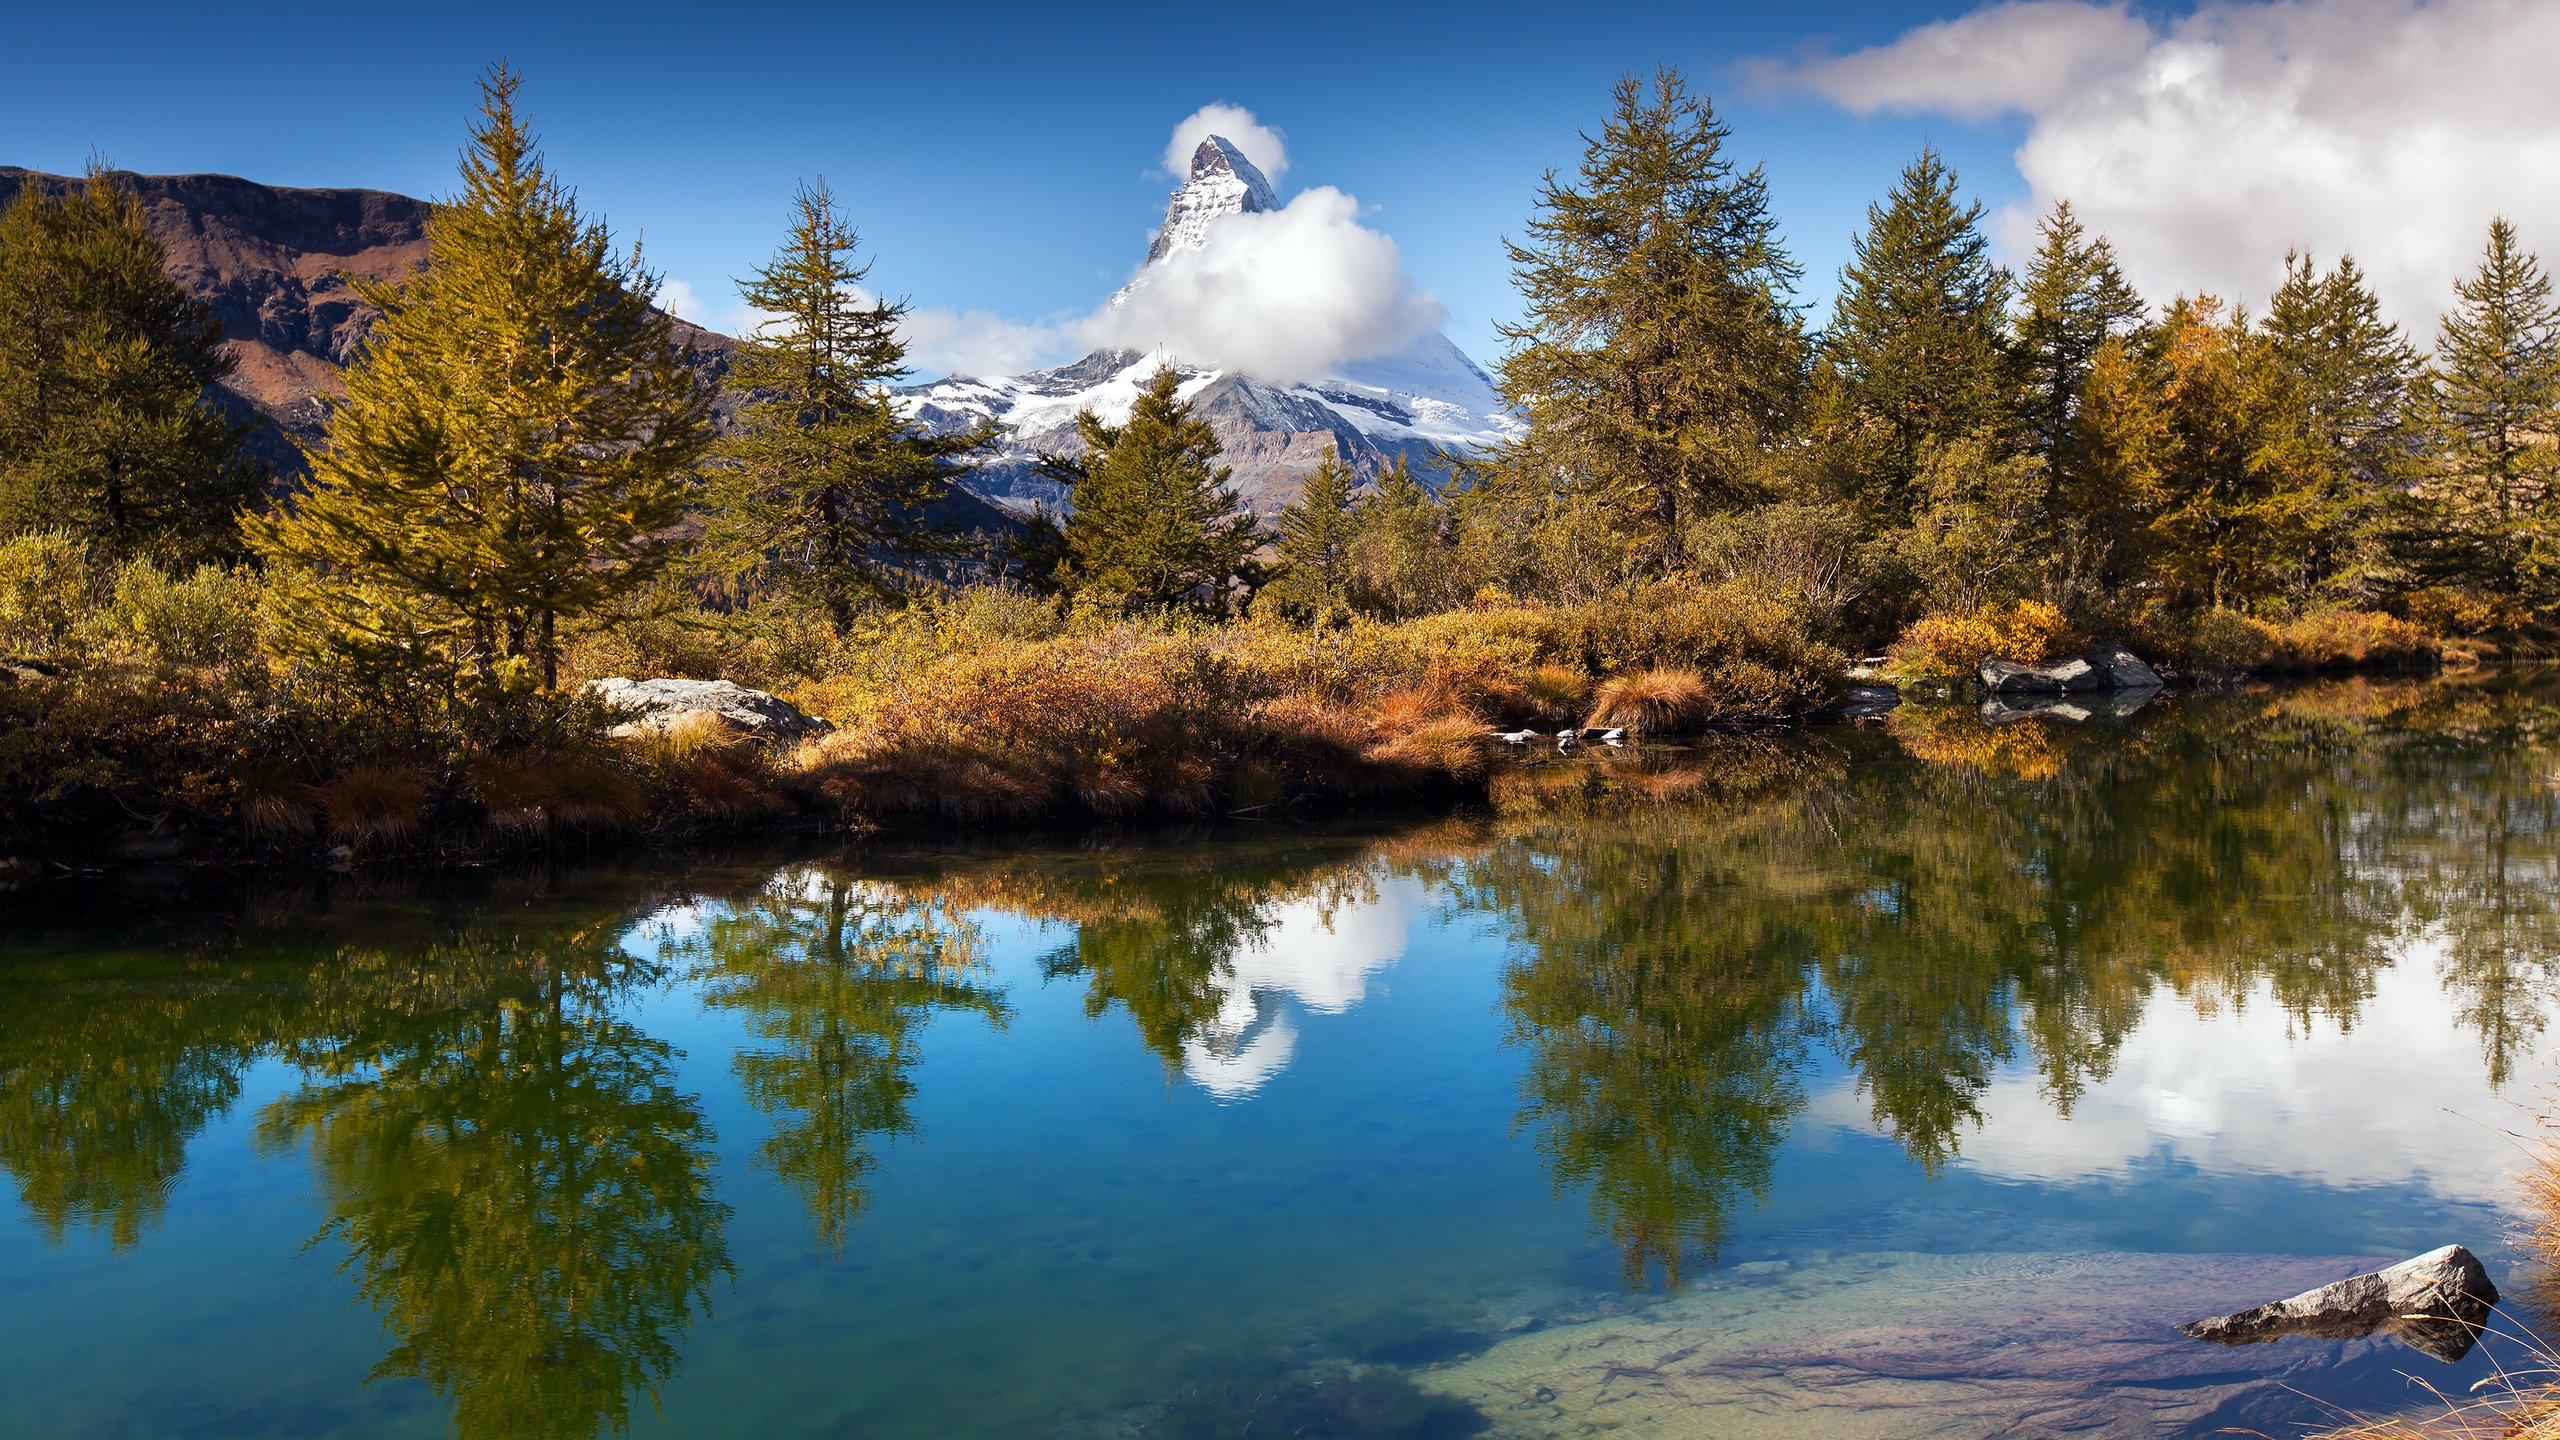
2402 217 2560 619
2261 251 2420 600
701 182 992 630
246 67 713 691
2014 199 2144 487
1259 451 1362 619
1819 148 2016 519
1495 67 1808 562
0 165 266 564
1040 365 1258 612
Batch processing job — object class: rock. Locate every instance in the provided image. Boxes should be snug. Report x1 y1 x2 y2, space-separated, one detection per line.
1979 689 2160 725
1834 685 1902 719
106 828 183 862
2177 1244 2499 1363
1981 655 2102 694
584 677 833 745
1981 646 2166 696
2083 644 2165 692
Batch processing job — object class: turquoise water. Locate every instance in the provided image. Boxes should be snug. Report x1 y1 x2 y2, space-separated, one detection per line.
5 678 2559 1438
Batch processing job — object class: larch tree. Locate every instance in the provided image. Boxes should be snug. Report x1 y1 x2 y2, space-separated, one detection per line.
1040 365 1257 612
1495 68 1808 568
1819 147 2016 522
2260 251 2419 601
1261 451 1362 618
248 67 714 691
2404 217 2560 616
2014 200 2144 476
703 180 992 631
0 165 266 563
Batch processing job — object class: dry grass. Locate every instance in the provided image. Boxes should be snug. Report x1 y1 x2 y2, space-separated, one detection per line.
315 764 432 848
1587 668 1710 733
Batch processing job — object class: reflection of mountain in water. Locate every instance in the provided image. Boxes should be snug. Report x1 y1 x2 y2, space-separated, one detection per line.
1180 883 1424 1099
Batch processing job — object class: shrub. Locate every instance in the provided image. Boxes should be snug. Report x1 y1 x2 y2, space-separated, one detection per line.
316 765 433 849
2263 609 2438 675
1887 599 2077 682
2179 610 2280 679
0 531 100 660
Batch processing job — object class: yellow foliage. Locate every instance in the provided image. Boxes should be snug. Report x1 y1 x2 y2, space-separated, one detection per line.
1889 600 2078 682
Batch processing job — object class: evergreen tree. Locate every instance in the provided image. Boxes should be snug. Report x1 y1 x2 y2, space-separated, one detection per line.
1496 68 1808 566
1039 366 1257 611
2260 251 2419 600
2405 218 2560 612
0 165 266 563
1354 457 1464 617
1820 148 2016 519
248 68 713 690
702 181 991 631
1260 451 1361 617
2014 200 2144 468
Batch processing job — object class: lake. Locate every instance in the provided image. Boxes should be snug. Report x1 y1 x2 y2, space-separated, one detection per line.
5 676 2558 1438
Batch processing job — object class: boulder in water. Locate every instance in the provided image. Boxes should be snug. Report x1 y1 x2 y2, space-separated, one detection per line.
2177 1244 2499 1363
584 677 832 744
1981 646 2164 696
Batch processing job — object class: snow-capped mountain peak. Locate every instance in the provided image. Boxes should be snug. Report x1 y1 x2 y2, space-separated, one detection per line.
1146 135 1278 263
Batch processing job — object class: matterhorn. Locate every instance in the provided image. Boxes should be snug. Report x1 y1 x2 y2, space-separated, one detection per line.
904 137 1515 515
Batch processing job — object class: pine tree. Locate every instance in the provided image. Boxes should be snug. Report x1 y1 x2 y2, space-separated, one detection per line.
248 67 714 690
1261 451 1361 617
1496 68 1808 566
2260 251 2418 600
2405 218 2560 611
2014 200 2143 468
1039 366 1257 612
1355 457 1464 617
702 181 991 631
1820 148 2016 519
0 165 266 563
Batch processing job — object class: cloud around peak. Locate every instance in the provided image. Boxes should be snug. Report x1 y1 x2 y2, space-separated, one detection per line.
1163 102 1288 183
1747 0 2560 333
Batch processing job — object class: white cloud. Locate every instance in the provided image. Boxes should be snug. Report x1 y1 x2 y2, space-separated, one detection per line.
1083 185 1447 385
896 307 1077 379
1750 0 2560 334
1164 101 1288 183
1744 1 2152 121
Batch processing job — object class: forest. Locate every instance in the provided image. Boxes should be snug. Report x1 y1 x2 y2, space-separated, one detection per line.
0 66 2545 859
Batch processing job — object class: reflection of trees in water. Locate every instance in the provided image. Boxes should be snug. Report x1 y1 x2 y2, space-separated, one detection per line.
658 867 1010 1255
253 935 730 1440
1466 680 2560 1286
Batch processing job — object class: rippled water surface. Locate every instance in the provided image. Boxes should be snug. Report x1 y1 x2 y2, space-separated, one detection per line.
8 678 2560 1438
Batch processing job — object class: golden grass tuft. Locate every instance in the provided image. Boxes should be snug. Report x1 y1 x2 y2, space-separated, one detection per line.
235 761 317 840
316 764 432 848
1586 667 1710 733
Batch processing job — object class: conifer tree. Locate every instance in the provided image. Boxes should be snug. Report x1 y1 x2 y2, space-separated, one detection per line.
1039 366 1257 612
1820 148 2016 519
248 67 713 690
702 181 991 631
2404 218 2560 611
0 165 266 563
2014 200 2144 467
1496 68 1807 566
1354 457 1462 617
2261 251 2418 599
1261 451 1361 617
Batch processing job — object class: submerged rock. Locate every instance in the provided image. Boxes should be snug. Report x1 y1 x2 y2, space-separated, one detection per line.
584 677 833 744
2178 1244 2499 1363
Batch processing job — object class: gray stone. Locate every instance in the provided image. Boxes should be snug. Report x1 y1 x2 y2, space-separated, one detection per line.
1980 655 2100 694
584 677 833 745
1834 685 1903 718
2178 1243 2499 1363
2083 645 2165 692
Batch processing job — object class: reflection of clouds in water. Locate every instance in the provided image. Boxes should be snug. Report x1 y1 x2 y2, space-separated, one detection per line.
1180 878 1426 1100
1808 932 2552 1205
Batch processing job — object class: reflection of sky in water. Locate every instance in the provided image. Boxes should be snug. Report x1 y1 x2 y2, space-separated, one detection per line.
1806 929 2550 1206
1179 880 1427 1099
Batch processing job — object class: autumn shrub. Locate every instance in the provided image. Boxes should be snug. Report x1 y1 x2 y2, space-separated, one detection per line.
2262 608 2439 675
1586 668 1709 732
2178 609 2281 679
1886 599 2078 683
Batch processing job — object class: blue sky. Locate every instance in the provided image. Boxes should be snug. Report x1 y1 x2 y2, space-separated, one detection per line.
10 2 2552 377
3 2 2036 370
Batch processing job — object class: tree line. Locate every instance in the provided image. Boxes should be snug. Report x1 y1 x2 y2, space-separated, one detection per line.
4 63 2557 706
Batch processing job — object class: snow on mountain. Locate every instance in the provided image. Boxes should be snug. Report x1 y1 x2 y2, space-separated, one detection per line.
903 136 1517 516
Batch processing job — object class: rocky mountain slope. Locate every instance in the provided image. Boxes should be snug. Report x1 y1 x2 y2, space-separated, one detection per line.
0 167 751 477
900 137 1517 515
